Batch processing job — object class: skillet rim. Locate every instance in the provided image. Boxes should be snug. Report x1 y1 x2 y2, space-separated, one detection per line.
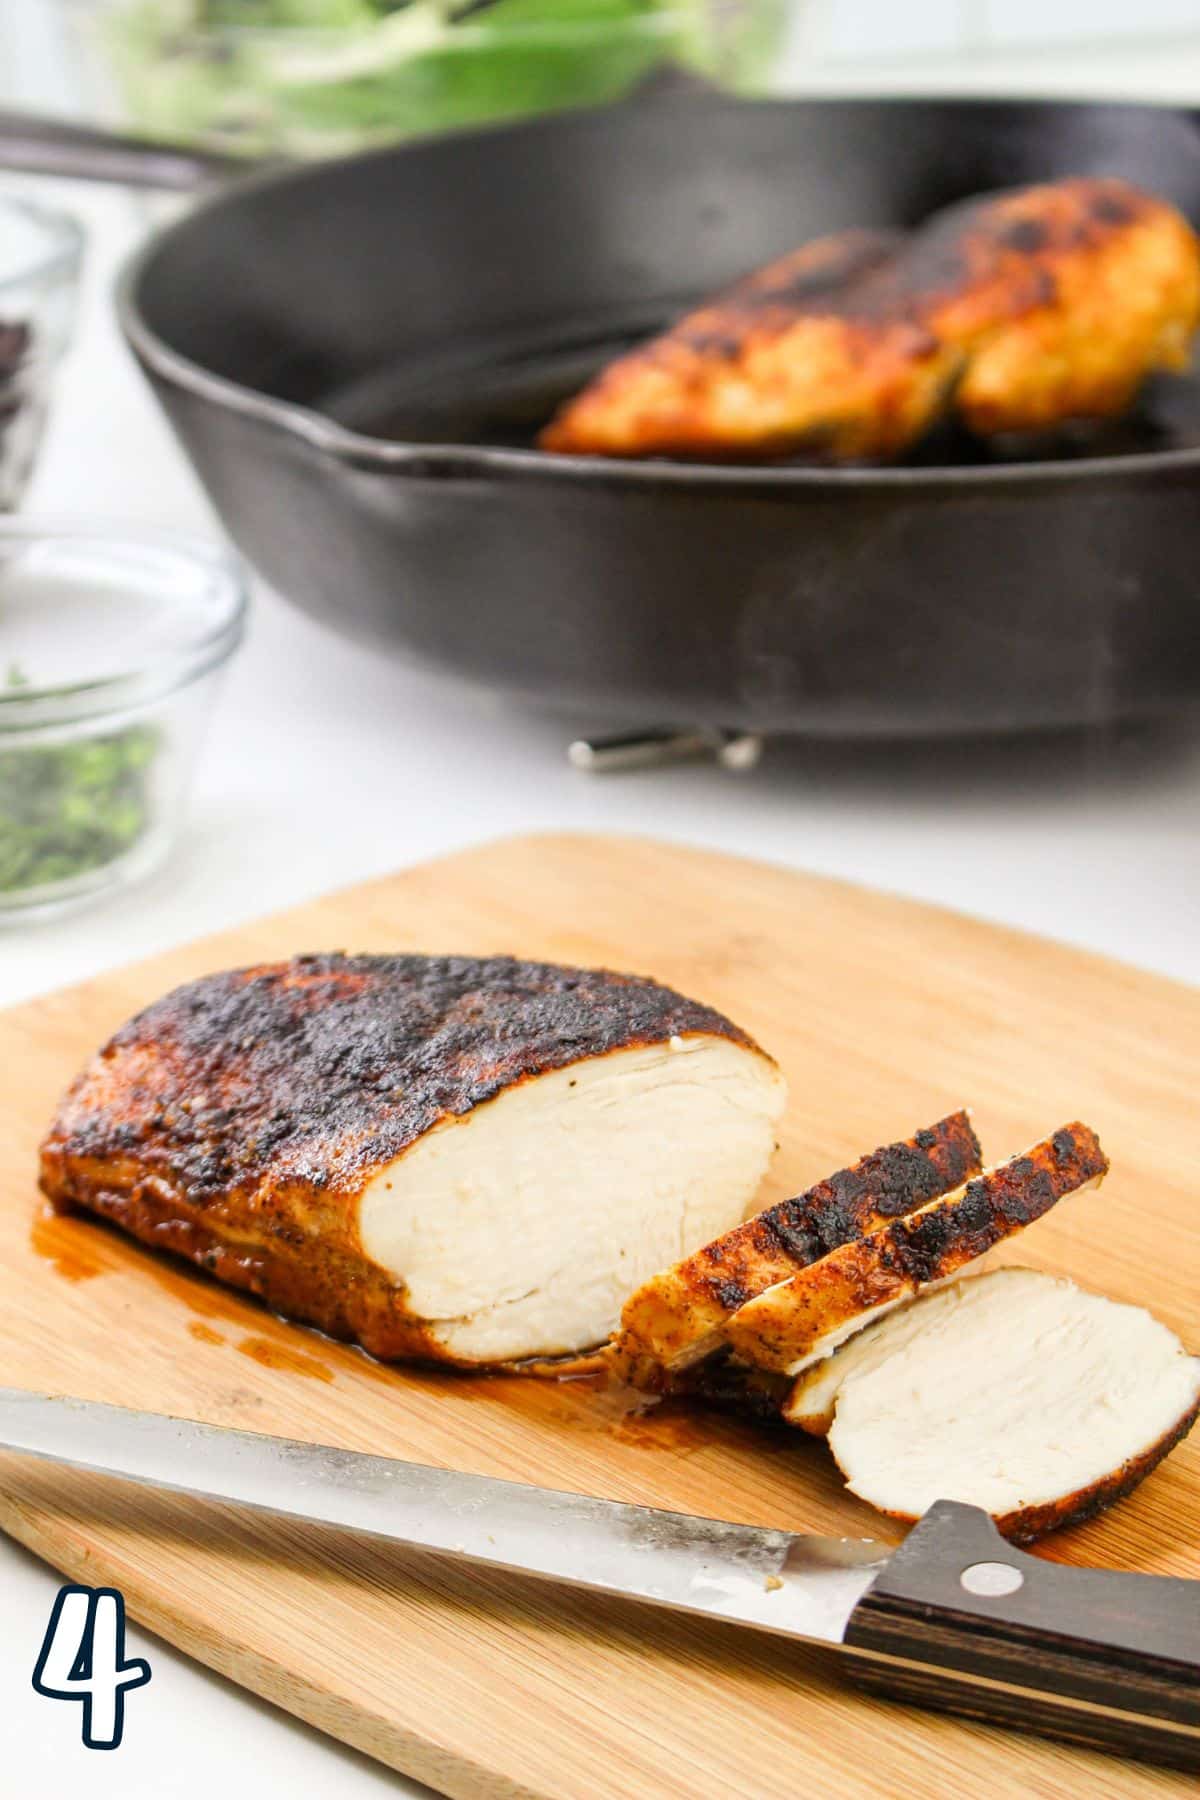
117 90 1200 495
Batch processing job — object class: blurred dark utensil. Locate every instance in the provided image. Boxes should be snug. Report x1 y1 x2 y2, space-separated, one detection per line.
0 110 248 189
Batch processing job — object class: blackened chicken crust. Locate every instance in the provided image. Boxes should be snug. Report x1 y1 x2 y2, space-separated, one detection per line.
839 1393 1200 1545
723 1123 1109 1374
612 1110 982 1390
39 953 766 1364
990 1398 1200 1543
662 1354 794 1423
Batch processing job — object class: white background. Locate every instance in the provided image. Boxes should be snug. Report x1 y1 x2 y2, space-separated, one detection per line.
2 8 1200 1797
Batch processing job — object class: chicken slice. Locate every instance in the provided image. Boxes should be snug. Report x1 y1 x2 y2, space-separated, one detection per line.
39 954 786 1368
612 1109 981 1390
784 1280 951 1435
538 227 963 462
722 1123 1108 1376
826 1267 1200 1542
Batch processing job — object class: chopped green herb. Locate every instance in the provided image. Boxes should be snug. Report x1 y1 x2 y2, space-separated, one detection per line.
0 720 159 896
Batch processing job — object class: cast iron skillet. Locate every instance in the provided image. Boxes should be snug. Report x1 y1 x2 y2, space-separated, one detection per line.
29 89 1200 734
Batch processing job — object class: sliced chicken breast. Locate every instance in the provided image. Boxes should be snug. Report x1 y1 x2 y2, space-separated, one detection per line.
722 1123 1108 1376
784 1282 950 1434
39 953 786 1367
612 1110 981 1389
827 1267 1200 1542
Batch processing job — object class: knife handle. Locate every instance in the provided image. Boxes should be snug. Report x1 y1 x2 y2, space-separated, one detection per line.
842 1501 1200 1771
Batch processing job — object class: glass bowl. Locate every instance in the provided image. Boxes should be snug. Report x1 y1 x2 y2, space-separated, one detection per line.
65 0 791 159
0 522 247 921
0 197 84 511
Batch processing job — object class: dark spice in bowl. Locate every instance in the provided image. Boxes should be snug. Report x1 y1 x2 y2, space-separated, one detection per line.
0 194 83 511
0 322 32 504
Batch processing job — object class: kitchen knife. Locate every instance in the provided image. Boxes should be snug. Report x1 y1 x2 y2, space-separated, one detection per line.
0 1388 1195 1771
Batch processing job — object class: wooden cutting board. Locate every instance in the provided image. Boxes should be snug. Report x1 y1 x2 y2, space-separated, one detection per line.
1 833 1197 1799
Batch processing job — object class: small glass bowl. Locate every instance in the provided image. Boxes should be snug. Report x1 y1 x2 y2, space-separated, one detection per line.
0 522 247 921
0 197 84 511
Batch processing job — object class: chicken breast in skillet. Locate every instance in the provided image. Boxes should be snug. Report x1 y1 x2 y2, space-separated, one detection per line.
540 177 1200 461
539 226 961 462
39 954 786 1367
919 177 1200 435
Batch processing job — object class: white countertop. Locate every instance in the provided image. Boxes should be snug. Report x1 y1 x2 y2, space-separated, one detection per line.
3 128 1200 1797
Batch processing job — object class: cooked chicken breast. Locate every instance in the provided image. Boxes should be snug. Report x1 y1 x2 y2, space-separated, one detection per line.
539 178 1200 462
612 1109 981 1389
722 1123 1108 1376
921 177 1200 435
827 1268 1200 1542
538 227 962 461
39 954 786 1367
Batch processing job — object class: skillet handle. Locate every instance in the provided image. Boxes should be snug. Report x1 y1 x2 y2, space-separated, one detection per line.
842 1501 1200 1771
0 110 253 190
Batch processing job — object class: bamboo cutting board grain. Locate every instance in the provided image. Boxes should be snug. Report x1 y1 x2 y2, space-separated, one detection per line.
1 833 1198 1799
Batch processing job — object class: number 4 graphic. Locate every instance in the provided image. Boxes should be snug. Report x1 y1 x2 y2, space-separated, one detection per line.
32 1587 152 1750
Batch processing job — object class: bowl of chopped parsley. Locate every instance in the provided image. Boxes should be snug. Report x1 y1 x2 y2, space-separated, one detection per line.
0 523 246 919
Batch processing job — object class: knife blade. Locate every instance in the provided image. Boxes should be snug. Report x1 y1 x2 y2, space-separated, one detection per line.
0 1387 883 1644
0 1388 1197 1771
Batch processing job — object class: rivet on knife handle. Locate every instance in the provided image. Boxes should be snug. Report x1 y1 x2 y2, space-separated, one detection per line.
842 1500 1200 1772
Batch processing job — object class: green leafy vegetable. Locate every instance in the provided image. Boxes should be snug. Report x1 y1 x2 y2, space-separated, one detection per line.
99 0 784 155
0 719 159 896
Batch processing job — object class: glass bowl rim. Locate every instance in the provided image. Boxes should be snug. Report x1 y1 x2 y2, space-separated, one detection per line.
0 194 85 303
0 518 249 731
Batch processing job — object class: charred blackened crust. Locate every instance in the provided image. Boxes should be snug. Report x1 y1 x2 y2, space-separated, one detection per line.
881 178 1170 320
993 1393 1200 1544
612 1110 982 1388
659 1353 793 1424
722 1123 1109 1374
631 230 908 354
841 1392 1200 1546
721 1110 983 1286
38 953 767 1364
40 953 762 1197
